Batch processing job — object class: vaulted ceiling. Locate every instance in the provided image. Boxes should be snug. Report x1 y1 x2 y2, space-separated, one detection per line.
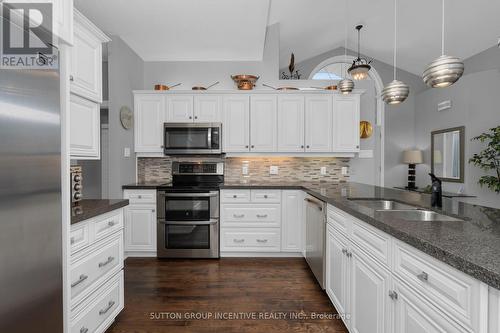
76 0 500 75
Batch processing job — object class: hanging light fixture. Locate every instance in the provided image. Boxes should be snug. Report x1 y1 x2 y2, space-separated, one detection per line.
348 25 372 80
338 0 354 94
422 0 464 88
382 0 409 104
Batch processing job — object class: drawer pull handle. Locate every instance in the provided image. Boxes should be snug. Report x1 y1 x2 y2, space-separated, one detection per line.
233 214 245 218
99 300 115 315
417 272 429 282
71 274 88 288
233 239 245 243
80 327 89 333
138 195 142 199
70 237 75 245
346 251 352 258
388 290 398 300
98 256 115 268
341 248 347 255
263 195 268 199
256 214 268 218
107 221 115 227
233 195 237 198
256 239 268 243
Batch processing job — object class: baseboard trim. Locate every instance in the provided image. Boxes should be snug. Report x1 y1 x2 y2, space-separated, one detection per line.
221 252 303 258
125 251 157 258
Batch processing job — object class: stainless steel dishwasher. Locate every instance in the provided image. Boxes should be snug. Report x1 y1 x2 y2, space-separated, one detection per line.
304 194 327 289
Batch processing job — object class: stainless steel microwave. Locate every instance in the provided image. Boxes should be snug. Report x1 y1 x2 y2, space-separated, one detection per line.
164 122 222 155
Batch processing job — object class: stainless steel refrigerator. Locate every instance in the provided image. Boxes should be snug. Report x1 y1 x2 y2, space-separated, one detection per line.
0 67 63 332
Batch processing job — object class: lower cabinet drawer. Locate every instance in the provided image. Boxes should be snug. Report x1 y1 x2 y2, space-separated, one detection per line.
393 240 485 331
70 234 124 305
70 223 90 254
71 271 124 333
221 204 281 227
123 189 156 205
221 228 281 252
93 210 123 242
351 218 391 268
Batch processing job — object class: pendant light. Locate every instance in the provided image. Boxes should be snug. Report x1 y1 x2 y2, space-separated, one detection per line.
338 0 354 94
382 0 409 104
422 0 464 88
348 25 372 80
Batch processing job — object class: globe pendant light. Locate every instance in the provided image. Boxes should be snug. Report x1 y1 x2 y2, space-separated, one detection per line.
422 0 464 88
348 25 372 80
382 0 409 104
338 0 354 94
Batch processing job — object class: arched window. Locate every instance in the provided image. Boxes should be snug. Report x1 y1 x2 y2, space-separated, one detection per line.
310 62 350 80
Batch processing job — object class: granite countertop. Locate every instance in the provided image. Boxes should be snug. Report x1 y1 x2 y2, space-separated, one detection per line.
71 199 129 225
393 186 476 198
122 180 500 289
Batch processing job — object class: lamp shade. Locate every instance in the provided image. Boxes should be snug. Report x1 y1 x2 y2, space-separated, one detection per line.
403 150 423 164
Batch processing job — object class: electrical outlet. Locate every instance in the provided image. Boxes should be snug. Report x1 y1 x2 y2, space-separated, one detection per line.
320 166 327 175
242 165 249 175
270 166 279 175
124 147 130 157
341 167 349 176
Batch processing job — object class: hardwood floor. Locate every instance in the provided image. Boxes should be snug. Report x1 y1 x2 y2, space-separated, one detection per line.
106 258 348 333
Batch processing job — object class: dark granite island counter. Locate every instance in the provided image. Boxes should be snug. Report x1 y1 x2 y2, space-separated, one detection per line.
71 199 129 225
221 181 500 289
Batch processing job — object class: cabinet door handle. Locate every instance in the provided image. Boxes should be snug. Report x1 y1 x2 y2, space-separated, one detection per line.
346 251 352 258
251 145 255 148
306 145 310 149
98 256 115 268
301 145 304 149
70 237 75 245
417 271 429 282
80 327 89 333
263 195 268 198
71 274 88 288
232 195 238 198
69 75 74 82
245 145 249 148
189 116 192 119
99 300 115 315
138 195 142 199
233 239 245 243
342 248 347 255
107 221 115 227
256 214 268 218
233 214 245 218
194 116 198 119
388 290 398 300
256 239 268 243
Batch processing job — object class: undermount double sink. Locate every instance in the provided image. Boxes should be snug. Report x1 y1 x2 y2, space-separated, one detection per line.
349 199 463 222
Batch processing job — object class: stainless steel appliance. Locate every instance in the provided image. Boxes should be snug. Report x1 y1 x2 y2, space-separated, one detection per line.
157 161 223 258
164 122 222 155
0 64 62 329
305 195 327 289
70 165 83 203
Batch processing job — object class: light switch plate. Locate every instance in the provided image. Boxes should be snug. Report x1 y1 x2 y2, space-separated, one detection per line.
270 166 279 175
320 167 327 175
124 147 130 157
242 166 249 175
341 167 349 176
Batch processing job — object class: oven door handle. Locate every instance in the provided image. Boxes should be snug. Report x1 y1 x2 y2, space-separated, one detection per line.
158 219 219 225
160 192 218 197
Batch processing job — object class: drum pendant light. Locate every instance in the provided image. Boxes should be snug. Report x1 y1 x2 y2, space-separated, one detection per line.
338 0 354 94
422 0 464 88
382 0 409 104
348 25 372 80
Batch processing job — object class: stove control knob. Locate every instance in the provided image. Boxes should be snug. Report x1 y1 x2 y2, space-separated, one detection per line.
74 184 82 191
73 192 82 200
73 174 82 182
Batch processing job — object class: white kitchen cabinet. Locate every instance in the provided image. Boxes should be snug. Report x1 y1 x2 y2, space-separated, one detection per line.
281 190 303 252
333 95 360 152
70 94 100 159
166 95 194 122
124 205 157 253
350 246 393 333
277 95 305 152
223 95 250 152
305 95 333 152
250 95 277 152
53 0 74 45
393 281 468 333
134 94 165 153
194 95 221 122
70 10 110 103
490 287 500 333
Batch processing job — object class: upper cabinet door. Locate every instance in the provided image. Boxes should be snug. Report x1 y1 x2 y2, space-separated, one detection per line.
305 95 333 152
134 94 165 153
52 0 74 45
70 94 100 159
194 95 221 122
250 95 277 152
166 96 194 122
70 11 110 103
333 95 360 152
277 95 305 152
223 95 250 152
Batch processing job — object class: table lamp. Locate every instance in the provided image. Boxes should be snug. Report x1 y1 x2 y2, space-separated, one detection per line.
403 150 423 190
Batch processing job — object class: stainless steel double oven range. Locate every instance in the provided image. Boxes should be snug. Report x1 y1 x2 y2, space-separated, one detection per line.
157 161 223 258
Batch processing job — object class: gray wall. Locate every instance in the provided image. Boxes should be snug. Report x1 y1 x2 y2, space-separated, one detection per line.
107 36 144 198
414 46 500 208
143 24 280 90
294 47 427 188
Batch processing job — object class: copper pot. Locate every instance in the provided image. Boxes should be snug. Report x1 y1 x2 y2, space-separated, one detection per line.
192 81 220 91
324 85 337 90
237 81 255 90
154 83 181 91
231 75 259 90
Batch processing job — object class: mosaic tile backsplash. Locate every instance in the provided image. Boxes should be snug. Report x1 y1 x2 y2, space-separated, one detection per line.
138 157 350 183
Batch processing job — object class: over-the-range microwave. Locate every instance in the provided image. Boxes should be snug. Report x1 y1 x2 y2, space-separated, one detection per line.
164 122 222 155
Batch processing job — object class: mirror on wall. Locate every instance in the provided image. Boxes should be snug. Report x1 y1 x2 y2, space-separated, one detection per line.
431 126 465 183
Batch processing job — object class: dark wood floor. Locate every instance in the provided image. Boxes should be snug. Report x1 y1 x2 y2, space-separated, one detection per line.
106 258 348 333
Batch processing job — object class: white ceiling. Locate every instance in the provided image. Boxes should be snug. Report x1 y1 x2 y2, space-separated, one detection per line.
75 0 270 61
76 0 500 75
270 0 500 75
